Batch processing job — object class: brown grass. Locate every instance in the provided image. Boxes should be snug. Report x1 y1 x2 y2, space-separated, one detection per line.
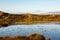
0 34 50 40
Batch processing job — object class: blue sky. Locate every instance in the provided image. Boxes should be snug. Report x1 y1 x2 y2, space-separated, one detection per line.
0 0 60 13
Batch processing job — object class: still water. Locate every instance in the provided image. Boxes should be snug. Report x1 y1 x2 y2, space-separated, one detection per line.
0 24 60 40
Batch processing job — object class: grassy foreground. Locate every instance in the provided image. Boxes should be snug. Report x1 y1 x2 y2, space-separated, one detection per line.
0 34 50 40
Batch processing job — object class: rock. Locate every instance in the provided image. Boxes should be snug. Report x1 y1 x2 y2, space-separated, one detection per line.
46 37 51 40
28 34 46 40
1 24 8 27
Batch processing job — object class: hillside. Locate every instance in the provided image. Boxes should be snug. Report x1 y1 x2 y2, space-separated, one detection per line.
0 11 60 27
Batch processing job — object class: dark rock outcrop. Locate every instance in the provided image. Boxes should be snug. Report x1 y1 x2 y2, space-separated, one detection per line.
28 34 46 40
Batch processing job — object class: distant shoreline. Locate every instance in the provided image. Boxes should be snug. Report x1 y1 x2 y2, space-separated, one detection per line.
0 11 60 27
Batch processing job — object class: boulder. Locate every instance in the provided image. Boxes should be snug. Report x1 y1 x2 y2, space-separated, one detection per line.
28 34 46 40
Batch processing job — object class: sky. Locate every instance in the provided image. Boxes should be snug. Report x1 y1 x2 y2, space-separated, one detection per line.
0 0 60 13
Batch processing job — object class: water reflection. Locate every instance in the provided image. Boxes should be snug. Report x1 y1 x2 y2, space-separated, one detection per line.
0 24 60 40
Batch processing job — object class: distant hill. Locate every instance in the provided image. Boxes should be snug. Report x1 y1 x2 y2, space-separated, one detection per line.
48 11 60 14
0 11 60 27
